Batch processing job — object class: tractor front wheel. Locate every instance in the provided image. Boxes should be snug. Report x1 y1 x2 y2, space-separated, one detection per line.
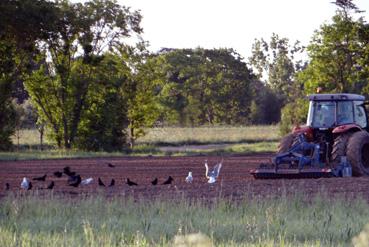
346 131 369 176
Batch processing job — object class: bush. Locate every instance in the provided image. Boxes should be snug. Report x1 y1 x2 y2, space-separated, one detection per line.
249 86 282 124
75 91 128 152
0 79 16 150
279 98 309 135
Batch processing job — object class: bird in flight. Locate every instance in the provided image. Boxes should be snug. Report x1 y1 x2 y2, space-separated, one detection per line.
126 178 138 186
46 181 55 189
33 174 47 181
98 178 105 186
205 159 223 184
53 171 63 178
185 172 193 183
81 178 93 185
151 178 158 185
162 176 174 185
108 179 115 187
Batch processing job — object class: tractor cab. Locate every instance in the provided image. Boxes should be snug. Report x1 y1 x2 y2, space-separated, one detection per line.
306 94 368 130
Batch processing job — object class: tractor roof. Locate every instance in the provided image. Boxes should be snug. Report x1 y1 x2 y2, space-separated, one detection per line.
308 93 365 101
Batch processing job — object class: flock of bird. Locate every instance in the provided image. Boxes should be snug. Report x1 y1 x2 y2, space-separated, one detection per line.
7 159 223 191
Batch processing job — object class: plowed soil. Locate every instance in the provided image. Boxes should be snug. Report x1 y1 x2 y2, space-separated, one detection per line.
1 154 369 201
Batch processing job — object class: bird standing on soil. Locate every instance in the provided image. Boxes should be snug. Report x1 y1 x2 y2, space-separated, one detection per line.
185 172 193 183
53 171 63 178
162 176 174 185
21 177 31 190
68 175 81 187
108 179 115 187
81 178 93 185
126 178 138 186
5 183 10 190
46 181 55 189
33 174 47 181
63 166 76 176
151 178 158 185
205 159 222 184
98 178 105 186
107 162 115 168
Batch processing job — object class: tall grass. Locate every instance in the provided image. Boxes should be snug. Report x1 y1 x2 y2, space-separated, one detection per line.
3 126 279 160
12 126 280 147
0 192 368 246
137 125 280 145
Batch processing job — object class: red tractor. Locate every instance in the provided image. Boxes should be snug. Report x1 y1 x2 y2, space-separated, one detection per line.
251 93 369 179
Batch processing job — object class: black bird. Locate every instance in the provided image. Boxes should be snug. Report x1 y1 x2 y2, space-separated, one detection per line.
63 166 71 173
126 178 138 186
98 177 105 186
5 183 10 190
108 179 115 187
162 176 174 185
46 181 55 189
151 178 158 185
33 174 47 181
107 162 115 168
68 175 81 187
28 182 33 190
54 171 63 178
63 167 76 176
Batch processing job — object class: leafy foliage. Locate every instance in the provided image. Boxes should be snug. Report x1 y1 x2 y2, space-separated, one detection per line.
156 48 254 125
249 33 305 102
118 44 164 147
0 0 57 150
24 0 142 149
298 3 369 94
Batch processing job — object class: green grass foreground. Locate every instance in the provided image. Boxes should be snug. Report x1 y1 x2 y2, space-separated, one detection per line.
0 193 369 246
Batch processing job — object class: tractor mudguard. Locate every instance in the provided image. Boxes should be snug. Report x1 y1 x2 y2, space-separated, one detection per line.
292 126 314 141
332 124 362 134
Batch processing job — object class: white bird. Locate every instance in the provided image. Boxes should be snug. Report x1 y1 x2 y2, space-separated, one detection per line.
205 159 223 184
21 177 30 190
81 177 93 185
185 171 193 183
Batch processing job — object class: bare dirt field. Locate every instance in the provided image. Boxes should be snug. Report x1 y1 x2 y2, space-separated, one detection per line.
1 153 369 201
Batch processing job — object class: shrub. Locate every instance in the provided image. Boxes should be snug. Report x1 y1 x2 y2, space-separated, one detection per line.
279 98 309 135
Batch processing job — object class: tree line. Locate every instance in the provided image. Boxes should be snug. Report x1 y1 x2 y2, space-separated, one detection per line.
1 0 368 151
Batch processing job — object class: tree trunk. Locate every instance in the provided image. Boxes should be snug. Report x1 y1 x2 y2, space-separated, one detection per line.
129 127 135 148
38 125 44 151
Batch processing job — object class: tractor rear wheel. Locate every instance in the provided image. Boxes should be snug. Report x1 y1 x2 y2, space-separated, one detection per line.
346 131 369 176
277 133 295 154
331 132 351 167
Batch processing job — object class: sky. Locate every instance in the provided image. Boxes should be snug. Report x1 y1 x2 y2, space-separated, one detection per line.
120 0 369 59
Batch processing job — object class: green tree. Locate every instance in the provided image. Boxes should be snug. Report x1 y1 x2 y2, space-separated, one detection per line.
157 48 254 126
249 33 305 102
298 1 369 94
74 54 130 151
116 43 164 147
249 80 281 124
25 0 142 149
0 0 57 150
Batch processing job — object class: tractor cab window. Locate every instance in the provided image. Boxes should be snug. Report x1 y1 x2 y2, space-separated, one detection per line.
336 101 354 125
310 101 336 127
354 101 367 128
